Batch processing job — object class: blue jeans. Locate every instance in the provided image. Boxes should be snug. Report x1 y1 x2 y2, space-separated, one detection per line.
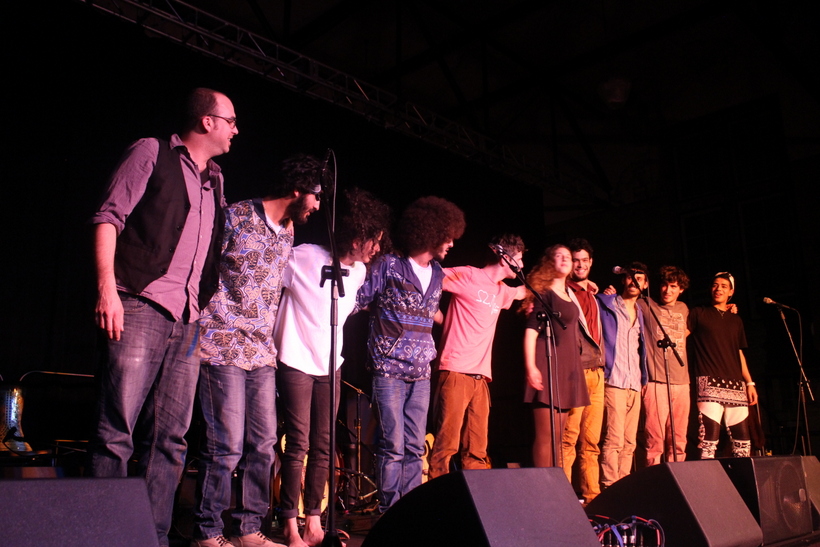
89 294 200 547
193 363 277 539
371 375 430 513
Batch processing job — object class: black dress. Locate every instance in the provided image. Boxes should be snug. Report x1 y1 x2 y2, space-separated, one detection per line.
524 289 590 410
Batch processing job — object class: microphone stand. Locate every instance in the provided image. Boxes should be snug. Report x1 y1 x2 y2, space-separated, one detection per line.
638 293 686 462
770 303 813 455
496 250 566 466
319 149 345 547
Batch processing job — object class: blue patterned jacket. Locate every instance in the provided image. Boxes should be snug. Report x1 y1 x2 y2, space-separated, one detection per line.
355 254 444 381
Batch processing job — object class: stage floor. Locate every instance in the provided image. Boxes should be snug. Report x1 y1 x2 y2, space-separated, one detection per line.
170 512 377 547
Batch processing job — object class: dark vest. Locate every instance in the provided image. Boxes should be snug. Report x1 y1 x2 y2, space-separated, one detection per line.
114 139 224 310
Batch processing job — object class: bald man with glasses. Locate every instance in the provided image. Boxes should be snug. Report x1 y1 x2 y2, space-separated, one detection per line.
89 88 237 547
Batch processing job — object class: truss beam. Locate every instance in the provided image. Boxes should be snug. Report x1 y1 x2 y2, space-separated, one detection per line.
76 0 604 203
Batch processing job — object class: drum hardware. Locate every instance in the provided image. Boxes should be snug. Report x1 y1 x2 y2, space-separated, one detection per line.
337 381 378 511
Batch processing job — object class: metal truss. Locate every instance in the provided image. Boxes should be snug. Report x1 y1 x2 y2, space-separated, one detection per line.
76 0 600 202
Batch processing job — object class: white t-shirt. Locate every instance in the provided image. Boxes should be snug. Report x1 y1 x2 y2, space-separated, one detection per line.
410 257 433 294
273 244 367 375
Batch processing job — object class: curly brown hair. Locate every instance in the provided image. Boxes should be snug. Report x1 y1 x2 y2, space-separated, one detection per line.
659 265 690 290
568 237 594 258
395 196 465 256
486 233 526 265
268 153 322 199
336 188 393 258
520 244 569 313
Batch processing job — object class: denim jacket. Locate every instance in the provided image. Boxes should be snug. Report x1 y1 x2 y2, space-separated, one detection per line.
355 254 444 381
596 293 648 388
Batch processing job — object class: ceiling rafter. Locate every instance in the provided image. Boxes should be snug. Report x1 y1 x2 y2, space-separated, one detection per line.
75 0 609 205
375 0 546 86
243 0 278 42
458 2 726 117
384 0 613 192
404 1 479 130
287 0 373 49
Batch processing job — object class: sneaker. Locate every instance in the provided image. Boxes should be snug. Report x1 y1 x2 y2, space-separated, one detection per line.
191 536 236 547
231 531 286 547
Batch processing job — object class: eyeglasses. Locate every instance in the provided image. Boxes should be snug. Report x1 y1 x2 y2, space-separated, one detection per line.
208 114 237 128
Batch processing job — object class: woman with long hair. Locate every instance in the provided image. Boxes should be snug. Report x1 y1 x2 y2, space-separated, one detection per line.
522 244 590 467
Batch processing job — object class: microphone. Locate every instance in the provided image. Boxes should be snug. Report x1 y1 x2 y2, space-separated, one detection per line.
489 244 520 273
612 266 632 275
763 297 796 311
320 148 333 193
488 244 507 257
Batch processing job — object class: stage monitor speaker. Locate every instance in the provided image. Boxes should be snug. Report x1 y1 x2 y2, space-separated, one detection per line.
1 477 159 547
362 468 600 547
720 456 812 544
585 460 762 547
801 455 820 530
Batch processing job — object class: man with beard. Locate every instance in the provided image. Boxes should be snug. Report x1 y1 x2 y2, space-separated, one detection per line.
89 88 236 547
561 238 605 504
597 262 649 488
191 154 321 547
356 196 466 512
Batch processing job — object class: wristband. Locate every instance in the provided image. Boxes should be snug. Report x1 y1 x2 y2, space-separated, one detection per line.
746 382 756 387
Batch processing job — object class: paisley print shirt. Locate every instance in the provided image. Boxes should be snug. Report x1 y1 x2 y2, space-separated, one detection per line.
355 254 444 381
200 199 294 370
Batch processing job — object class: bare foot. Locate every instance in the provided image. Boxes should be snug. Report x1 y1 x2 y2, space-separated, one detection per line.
283 518 309 547
302 515 325 547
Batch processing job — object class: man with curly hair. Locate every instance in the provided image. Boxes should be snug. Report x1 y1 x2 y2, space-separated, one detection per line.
639 266 691 466
356 196 466 512
191 154 322 547
428 234 526 479
273 188 391 547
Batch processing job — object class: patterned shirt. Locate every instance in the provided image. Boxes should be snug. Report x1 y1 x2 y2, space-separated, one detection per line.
200 199 294 370
355 254 445 381
638 299 689 384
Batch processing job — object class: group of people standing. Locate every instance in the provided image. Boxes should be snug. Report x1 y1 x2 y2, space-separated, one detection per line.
87 87 474 547
85 87 758 547
524 239 758 507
